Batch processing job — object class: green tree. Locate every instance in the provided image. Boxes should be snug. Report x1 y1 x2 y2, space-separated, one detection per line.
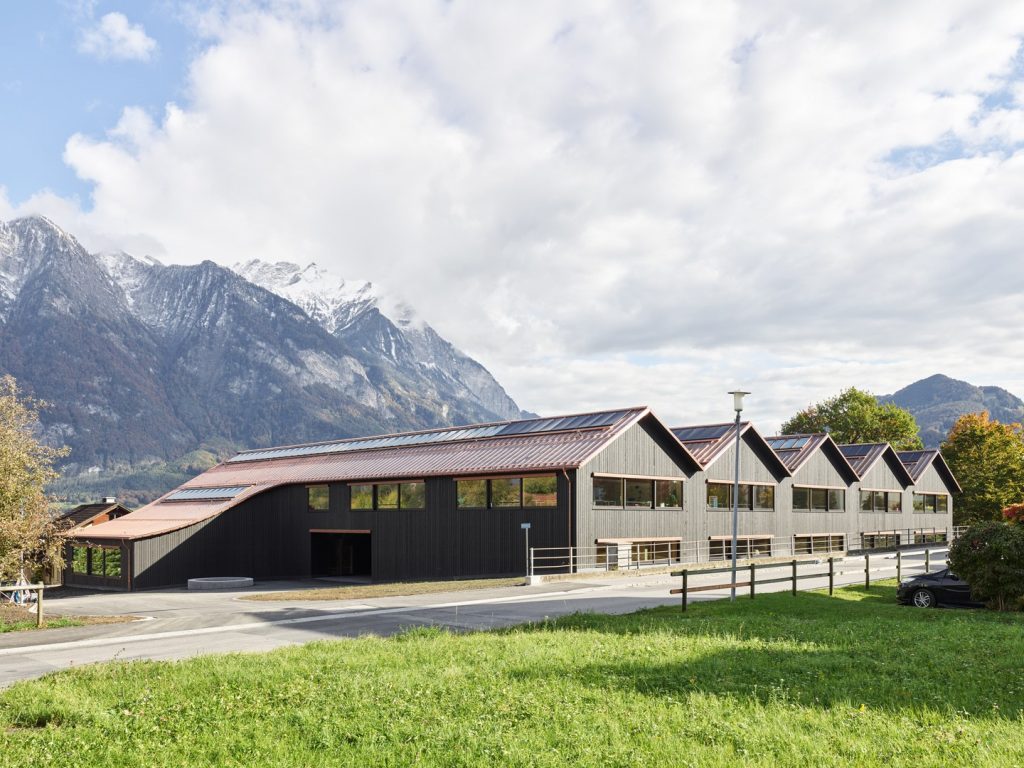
0 376 69 582
942 412 1024 525
948 521 1024 611
780 387 923 449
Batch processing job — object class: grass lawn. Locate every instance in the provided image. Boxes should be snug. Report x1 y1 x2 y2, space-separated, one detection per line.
0 605 133 634
1 584 1022 767
243 576 525 602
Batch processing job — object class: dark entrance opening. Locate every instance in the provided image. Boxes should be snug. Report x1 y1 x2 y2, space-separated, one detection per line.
310 532 372 577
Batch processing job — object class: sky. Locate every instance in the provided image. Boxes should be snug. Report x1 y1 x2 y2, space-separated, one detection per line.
2 1 1024 431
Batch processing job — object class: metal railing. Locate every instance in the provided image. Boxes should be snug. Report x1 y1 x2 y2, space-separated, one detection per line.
529 528 956 577
670 546 949 610
0 583 45 628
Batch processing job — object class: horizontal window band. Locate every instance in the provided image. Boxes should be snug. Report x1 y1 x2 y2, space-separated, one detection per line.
707 534 773 541
705 480 777 487
591 473 686 482
347 479 426 487
791 484 850 490
309 529 371 534
453 473 559 482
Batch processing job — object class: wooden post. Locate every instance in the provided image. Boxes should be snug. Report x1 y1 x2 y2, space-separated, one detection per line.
865 552 870 590
828 557 834 596
896 550 902 582
925 548 930 573
36 586 43 629
681 570 688 612
749 563 756 599
791 559 797 596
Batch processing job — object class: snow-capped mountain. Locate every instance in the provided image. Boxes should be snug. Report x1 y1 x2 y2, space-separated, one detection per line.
0 216 527 501
235 259 526 422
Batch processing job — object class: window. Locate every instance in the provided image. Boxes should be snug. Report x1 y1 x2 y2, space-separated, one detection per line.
72 546 88 574
861 533 899 549
625 479 653 509
754 485 775 512
376 484 399 509
655 480 682 508
89 548 105 576
631 540 682 563
795 486 844 512
707 483 731 509
828 489 845 512
457 479 487 508
593 477 623 507
914 531 946 544
811 488 828 512
351 484 374 510
926 495 937 514
399 482 425 509
307 484 329 512
524 476 558 507
936 495 949 514
793 486 810 512
794 534 845 554
862 490 901 513
103 548 121 578
913 493 926 513
491 478 522 507
709 536 773 560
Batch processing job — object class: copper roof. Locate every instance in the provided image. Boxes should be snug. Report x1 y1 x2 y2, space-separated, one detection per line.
76 407 697 541
897 449 963 493
764 433 860 483
671 422 791 478
839 443 915 486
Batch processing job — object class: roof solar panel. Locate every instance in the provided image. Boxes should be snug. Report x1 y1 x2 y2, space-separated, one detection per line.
166 486 249 502
673 424 732 442
840 444 874 457
226 409 631 463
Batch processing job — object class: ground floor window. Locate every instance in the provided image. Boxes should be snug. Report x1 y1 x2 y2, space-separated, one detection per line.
709 536 773 560
913 531 947 544
71 545 121 577
596 540 682 567
794 534 845 555
913 493 949 514
861 532 899 549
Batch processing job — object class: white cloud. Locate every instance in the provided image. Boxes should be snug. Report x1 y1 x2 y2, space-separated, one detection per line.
78 12 157 61
15 1 1024 424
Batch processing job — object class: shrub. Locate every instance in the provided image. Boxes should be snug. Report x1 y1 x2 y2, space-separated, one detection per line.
1004 503 1024 525
948 522 1024 611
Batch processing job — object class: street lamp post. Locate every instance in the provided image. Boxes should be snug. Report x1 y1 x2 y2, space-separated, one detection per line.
727 390 750 601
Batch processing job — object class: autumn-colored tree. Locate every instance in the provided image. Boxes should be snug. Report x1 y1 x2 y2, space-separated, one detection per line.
1005 503 1024 525
780 387 924 450
0 377 69 582
942 412 1024 525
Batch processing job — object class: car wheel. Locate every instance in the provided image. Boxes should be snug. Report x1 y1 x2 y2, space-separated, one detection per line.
911 588 935 608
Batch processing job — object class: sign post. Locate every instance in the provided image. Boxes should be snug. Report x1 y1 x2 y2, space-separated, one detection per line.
521 522 531 579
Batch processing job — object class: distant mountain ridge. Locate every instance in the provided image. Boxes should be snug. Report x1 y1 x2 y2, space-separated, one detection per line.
0 215 527 503
880 374 1024 447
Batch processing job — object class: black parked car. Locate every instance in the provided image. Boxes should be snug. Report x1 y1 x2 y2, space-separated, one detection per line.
897 568 984 608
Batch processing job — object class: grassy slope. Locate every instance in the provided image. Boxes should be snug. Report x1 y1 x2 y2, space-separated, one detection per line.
1 584 1022 767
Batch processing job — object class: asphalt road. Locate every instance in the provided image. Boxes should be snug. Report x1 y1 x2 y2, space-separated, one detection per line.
0 549 946 687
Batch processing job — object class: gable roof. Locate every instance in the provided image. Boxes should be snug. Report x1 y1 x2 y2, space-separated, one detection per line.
897 449 963 493
764 433 860 485
838 443 915 486
74 407 699 542
57 502 132 529
671 422 791 479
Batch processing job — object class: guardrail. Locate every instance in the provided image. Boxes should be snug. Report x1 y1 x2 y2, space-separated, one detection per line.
531 528 955 576
0 583 45 627
670 547 948 611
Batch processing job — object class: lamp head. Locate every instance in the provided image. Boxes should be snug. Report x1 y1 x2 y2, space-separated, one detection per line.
728 390 751 413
